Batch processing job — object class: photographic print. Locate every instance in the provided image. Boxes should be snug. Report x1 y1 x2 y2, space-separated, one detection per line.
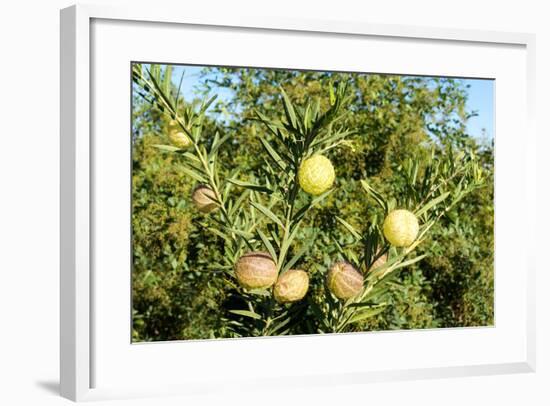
131 63 494 342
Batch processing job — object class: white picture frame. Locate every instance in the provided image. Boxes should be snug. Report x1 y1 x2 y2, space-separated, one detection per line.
60 4 537 402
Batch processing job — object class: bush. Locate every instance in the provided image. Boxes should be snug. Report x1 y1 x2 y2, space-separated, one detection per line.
131 64 494 341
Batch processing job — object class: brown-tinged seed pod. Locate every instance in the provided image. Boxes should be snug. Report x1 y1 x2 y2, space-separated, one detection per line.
235 251 278 290
191 185 217 213
327 261 363 300
273 269 309 303
367 252 388 273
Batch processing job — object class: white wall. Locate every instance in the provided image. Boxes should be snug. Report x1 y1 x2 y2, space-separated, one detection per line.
0 1 547 405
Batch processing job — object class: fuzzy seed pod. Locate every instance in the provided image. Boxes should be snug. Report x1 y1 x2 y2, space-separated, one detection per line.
169 130 192 149
191 185 218 213
327 261 363 300
367 253 388 273
167 120 192 149
298 155 335 195
383 209 419 247
235 251 278 290
167 119 179 132
273 269 309 303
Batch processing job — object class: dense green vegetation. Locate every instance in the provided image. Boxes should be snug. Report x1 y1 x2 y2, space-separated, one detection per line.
131 65 493 341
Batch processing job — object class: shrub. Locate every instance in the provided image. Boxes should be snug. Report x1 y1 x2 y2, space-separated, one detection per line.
131 64 494 340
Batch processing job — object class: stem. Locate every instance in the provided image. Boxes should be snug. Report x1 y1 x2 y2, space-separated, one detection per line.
276 164 300 271
414 168 464 211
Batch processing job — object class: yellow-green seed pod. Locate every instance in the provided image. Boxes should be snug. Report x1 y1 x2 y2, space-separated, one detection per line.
298 155 335 195
191 185 217 213
327 261 363 300
383 209 419 247
235 251 278 290
167 119 180 132
169 130 192 149
167 119 192 149
273 269 309 303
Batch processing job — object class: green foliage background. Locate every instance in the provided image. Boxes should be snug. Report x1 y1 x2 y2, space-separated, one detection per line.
132 66 494 341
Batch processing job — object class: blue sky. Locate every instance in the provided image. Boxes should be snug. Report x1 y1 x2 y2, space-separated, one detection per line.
172 66 204 101
461 78 494 140
169 65 494 140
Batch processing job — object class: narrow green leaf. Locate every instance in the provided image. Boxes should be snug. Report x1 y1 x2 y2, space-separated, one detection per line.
162 65 172 95
145 66 175 115
202 94 218 112
293 190 333 223
174 70 185 111
279 222 305 267
292 202 312 223
247 289 271 297
311 130 353 149
415 192 450 217
254 110 286 134
229 228 255 239
257 229 277 264
391 254 427 272
280 87 297 128
259 137 288 171
347 301 379 308
229 189 251 217
346 305 387 325
270 317 291 334
304 103 312 132
251 201 285 229
229 310 262 320
207 227 229 241
310 189 334 207
360 180 388 212
180 152 202 166
151 144 180 152
329 82 336 105
180 166 208 183
336 217 362 240
282 244 309 272
228 178 272 194
209 133 231 159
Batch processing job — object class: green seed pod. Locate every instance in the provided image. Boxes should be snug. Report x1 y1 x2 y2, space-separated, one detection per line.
168 130 192 149
273 269 309 303
235 251 278 290
298 155 335 195
383 209 419 247
167 119 179 132
167 119 193 149
327 261 363 300
191 185 217 213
